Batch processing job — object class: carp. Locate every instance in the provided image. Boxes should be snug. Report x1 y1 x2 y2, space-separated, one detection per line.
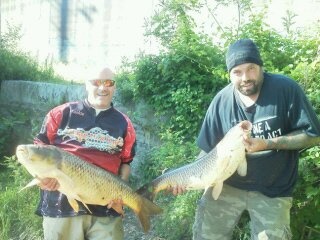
16 144 162 233
138 120 252 201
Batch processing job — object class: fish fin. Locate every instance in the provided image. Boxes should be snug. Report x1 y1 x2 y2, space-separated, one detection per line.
52 170 92 214
161 168 169 174
67 198 80 212
79 201 92 214
237 160 247 176
212 182 223 200
203 186 211 195
53 170 75 187
19 178 41 192
66 197 92 214
135 197 163 233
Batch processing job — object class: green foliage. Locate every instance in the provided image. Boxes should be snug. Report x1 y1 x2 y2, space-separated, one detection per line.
0 110 55 240
131 50 225 140
291 147 320 238
133 136 200 239
0 156 42 240
0 110 31 159
223 13 320 74
144 0 201 49
232 211 251 240
114 58 136 104
138 135 199 184
282 10 298 35
154 191 201 240
118 0 227 140
0 25 65 84
0 24 70 240
289 60 320 114
116 0 320 239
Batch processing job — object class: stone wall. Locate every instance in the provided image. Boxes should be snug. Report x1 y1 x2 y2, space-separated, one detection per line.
0 80 86 108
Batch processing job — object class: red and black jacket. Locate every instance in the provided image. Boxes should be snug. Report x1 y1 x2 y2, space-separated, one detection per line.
34 99 136 217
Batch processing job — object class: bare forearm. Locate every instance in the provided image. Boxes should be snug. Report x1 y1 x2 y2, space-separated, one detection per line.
245 130 320 153
119 163 131 181
265 131 320 151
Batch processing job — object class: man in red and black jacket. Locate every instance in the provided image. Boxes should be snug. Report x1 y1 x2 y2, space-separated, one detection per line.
34 67 136 240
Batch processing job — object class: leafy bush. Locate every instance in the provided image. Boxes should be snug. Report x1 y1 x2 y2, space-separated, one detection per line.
116 0 320 239
291 147 320 239
154 191 201 240
0 110 31 159
137 135 199 184
0 25 65 84
133 137 200 239
289 61 320 114
117 1 227 141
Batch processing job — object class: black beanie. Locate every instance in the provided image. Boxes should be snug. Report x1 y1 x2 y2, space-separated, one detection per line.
226 39 263 72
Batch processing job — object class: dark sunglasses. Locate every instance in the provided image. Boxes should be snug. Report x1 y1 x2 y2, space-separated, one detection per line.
89 79 115 87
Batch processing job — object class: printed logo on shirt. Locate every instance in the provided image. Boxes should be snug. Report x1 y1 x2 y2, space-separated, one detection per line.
251 116 282 139
57 127 123 153
71 110 85 116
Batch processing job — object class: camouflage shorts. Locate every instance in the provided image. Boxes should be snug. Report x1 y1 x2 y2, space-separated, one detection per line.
193 184 292 240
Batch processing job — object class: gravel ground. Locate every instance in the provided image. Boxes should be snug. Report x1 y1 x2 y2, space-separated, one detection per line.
123 211 166 240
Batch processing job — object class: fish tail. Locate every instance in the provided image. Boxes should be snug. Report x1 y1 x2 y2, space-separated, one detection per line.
136 183 156 201
19 178 41 192
135 197 163 233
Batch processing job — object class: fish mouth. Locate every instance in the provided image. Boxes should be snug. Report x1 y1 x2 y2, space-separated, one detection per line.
16 145 27 154
16 145 29 161
238 121 252 141
239 120 252 132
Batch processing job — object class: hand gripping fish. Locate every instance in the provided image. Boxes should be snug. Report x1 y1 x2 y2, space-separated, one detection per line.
138 120 252 201
16 144 163 233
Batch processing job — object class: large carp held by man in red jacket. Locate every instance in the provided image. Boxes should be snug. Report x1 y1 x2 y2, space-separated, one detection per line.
16 144 163 233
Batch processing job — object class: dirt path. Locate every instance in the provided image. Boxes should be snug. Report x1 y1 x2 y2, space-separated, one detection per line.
123 211 166 240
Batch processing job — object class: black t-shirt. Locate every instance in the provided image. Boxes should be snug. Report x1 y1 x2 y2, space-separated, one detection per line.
197 72 320 197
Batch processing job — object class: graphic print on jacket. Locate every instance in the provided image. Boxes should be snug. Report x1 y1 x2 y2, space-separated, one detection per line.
35 101 136 175
57 127 124 153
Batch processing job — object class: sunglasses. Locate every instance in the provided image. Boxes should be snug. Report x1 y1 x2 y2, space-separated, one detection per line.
89 79 115 87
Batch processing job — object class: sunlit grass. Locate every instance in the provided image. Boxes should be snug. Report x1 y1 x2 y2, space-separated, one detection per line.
0 159 43 240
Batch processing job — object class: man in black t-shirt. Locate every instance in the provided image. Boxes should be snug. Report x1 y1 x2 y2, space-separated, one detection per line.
171 39 320 240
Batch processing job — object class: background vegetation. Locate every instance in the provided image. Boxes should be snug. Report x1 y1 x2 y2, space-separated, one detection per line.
0 0 319 239
0 25 66 240
0 26 65 84
117 0 320 239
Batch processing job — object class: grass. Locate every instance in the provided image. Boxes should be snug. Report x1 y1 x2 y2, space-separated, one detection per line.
0 158 43 240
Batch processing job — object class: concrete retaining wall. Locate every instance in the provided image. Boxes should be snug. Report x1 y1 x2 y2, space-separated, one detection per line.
0 80 86 107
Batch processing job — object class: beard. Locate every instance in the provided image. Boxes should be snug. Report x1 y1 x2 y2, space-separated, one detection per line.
238 80 260 96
